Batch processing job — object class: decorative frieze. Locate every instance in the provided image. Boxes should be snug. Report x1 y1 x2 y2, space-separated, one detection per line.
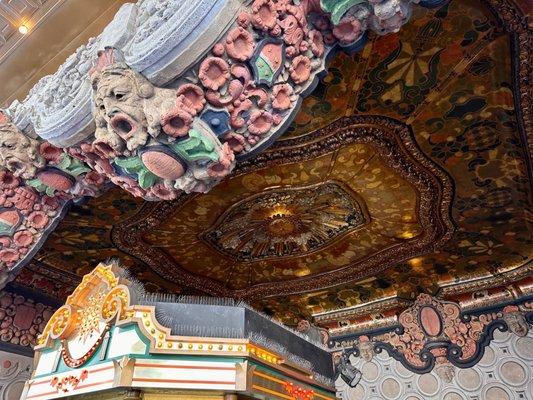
330 294 532 378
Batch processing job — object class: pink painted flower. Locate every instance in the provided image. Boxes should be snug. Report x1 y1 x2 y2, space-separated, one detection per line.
212 43 225 57
148 184 178 201
176 84 206 114
94 157 115 175
251 0 278 31
223 133 246 153
271 24 282 37
39 142 63 164
14 230 33 247
282 15 304 46
248 110 273 135
27 211 49 229
42 196 60 211
285 46 299 58
0 249 19 263
271 84 294 110
226 27 255 62
83 171 105 186
332 16 362 44
309 30 325 57
0 171 19 190
237 12 250 28
208 143 235 178
290 55 311 84
161 106 193 138
110 175 145 198
0 237 11 248
199 57 230 91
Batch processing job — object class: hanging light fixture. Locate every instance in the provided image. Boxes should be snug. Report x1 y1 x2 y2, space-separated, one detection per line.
18 25 29 34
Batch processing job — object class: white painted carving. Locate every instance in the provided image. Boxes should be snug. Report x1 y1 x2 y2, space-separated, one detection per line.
6 0 243 147
0 351 32 400
335 328 533 400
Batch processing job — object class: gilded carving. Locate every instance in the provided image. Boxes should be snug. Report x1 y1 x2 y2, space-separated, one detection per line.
202 182 368 261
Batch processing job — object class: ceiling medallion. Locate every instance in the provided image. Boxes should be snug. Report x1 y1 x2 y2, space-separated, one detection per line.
113 115 455 299
202 182 368 262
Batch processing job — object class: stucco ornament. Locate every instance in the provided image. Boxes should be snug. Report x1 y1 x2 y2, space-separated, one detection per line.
296 320 330 345
502 305 529 337
356 335 374 361
87 48 235 198
435 360 455 383
0 114 106 280
0 114 44 180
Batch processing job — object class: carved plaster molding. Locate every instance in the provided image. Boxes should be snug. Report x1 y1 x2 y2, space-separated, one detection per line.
0 350 32 400
314 262 532 335
330 294 532 375
335 327 533 400
112 115 455 300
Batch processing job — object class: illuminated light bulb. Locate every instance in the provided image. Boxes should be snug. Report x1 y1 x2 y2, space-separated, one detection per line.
18 25 28 34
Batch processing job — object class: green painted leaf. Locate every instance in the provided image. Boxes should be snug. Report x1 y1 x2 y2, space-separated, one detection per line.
138 169 158 189
169 130 219 162
56 154 90 176
320 0 366 24
255 56 274 83
45 186 56 196
27 178 47 193
114 156 144 174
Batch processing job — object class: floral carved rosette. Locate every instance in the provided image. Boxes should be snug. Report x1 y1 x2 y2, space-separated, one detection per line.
0 113 105 275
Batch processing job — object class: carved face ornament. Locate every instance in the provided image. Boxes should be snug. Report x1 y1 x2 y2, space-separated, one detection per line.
503 311 529 337
93 67 153 156
0 123 44 179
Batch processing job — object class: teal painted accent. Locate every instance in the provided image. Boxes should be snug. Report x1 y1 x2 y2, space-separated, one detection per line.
0 221 12 234
169 129 219 162
320 0 366 24
57 154 91 177
255 56 274 84
114 156 158 189
26 178 55 196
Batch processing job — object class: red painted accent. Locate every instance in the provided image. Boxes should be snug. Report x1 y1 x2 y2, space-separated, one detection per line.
420 306 442 337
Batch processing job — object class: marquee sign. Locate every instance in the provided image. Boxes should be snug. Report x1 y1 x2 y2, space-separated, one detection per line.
22 262 336 400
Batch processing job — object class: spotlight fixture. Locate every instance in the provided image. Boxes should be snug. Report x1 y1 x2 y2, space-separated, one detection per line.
337 356 362 387
18 25 29 34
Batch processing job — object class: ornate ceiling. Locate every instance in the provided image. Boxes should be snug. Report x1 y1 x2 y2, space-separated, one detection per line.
15 0 532 328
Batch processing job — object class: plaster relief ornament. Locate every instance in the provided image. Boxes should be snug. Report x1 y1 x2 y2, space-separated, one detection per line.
502 305 529 337
356 335 374 361
0 114 44 180
0 113 105 279
86 48 234 198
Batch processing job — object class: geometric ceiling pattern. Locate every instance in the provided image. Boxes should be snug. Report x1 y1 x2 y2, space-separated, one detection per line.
16 0 532 327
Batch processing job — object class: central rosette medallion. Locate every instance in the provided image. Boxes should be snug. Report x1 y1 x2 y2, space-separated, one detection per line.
202 182 368 261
